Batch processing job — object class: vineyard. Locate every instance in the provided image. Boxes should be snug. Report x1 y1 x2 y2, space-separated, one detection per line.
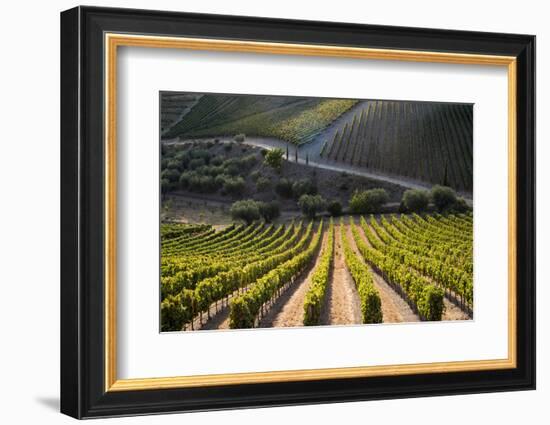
160 212 473 332
162 93 357 145
319 101 473 192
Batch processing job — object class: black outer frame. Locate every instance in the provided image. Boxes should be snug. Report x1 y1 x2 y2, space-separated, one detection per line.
60 5 535 419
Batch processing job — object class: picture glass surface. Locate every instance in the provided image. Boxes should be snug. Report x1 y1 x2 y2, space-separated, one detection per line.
159 92 473 332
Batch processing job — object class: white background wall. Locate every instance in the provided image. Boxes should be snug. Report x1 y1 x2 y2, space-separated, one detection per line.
0 0 545 423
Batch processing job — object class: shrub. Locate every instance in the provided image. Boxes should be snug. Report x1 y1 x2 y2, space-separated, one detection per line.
160 178 172 194
188 158 206 170
230 200 260 224
258 201 280 222
210 155 224 167
430 185 457 211
292 178 317 199
223 143 233 152
256 176 271 192
349 189 388 214
234 133 246 143
450 197 470 213
188 174 217 193
223 158 242 176
264 148 285 170
160 168 180 183
166 159 182 170
241 154 257 169
250 170 260 182
275 178 293 198
327 200 343 216
179 171 192 189
402 189 430 212
190 149 211 162
223 176 246 196
298 194 327 218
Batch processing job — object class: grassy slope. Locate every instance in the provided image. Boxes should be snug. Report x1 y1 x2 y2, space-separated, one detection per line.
164 94 357 145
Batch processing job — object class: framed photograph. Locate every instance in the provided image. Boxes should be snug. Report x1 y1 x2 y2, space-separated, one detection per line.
60 6 535 419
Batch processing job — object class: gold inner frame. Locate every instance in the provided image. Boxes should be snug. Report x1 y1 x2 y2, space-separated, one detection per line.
104 33 518 392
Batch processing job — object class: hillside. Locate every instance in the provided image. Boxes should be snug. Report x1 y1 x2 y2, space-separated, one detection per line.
162 93 357 144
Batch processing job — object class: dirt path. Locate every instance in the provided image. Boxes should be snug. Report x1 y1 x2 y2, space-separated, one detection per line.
442 299 471 321
350 223 420 323
320 224 363 326
258 232 328 328
357 221 469 322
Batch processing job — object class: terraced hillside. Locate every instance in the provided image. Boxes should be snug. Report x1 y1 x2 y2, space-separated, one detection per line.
162 93 357 144
319 100 473 192
160 93 203 136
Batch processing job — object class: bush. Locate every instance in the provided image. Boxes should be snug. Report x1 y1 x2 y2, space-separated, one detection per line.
292 178 317 199
210 155 224 167
241 154 257 169
160 168 180 183
166 159 182 170
223 143 233 152
250 170 260 182
298 194 327 218
327 200 343 216
450 197 470 213
188 174 217 193
179 171 193 189
430 185 457 212
188 158 206 170
190 149 211 162
223 158 242 176
258 201 281 222
264 148 284 170
349 189 388 214
230 200 260 224
256 176 271 192
223 176 246 196
160 178 172 194
234 133 246 143
402 189 430 212
275 178 293 198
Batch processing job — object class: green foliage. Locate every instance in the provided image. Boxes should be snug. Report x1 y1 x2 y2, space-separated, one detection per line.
258 201 280 222
303 220 334 325
160 178 172 194
402 189 430 212
430 185 457 212
230 200 260 224
292 178 317 199
188 157 206 170
275 178 293 198
229 222 323 328
319 101 473 192
255 176 271 192
223 176 246 196
349 189 388 214
264 148 284 170
326 200 343 216
451 197 470 213
250 170 260 182
298 194 327 218
234 133 246 142
344 219 383 323
161 168 180 183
